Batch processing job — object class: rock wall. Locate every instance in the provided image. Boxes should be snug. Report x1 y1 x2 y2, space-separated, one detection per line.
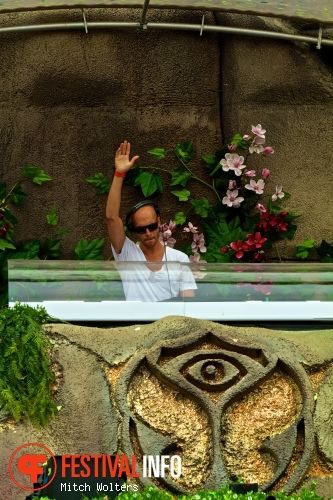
1 8 333 258
1 317 333 499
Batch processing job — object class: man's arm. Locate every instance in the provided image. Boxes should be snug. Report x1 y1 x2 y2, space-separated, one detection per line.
106 141 139 254
180 289 195 297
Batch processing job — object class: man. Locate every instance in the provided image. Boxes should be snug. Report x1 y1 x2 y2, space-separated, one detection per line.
106 140 196 301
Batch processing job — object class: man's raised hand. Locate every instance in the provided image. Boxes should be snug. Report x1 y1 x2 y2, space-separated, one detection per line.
115 140 139 173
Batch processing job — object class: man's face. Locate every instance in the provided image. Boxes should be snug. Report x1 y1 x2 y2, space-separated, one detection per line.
131 205 160 248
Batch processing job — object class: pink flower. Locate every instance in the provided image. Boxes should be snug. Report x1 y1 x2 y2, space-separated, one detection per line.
264 146 274 155
159 229 176 248
256 211 288 233
245 179 265 195
160 223 169 233
220 246 229 254
256 203 267 213
230 240 249 259
272 186 284 201
190 252 207 264
228 180 237 190
222 189 244 208
245 231 267 250
228 143 237 151
161 220 177 233
190 252 207 279
249 136 265 154
191 233 207 253
167 220 177 232
220 153 235 172
251 124 266 138
220 153 246 176
183 222 198 233
230 155 246 176
243 134 251 141
244 170 256 178
262 168 270 180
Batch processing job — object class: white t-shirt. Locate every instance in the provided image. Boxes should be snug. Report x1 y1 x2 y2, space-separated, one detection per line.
112 237 197 302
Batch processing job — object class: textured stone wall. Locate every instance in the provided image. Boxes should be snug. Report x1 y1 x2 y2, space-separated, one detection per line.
1 8 333 259
1 317 333 499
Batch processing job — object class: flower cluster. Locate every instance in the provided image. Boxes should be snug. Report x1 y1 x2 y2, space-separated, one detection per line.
159 221 177 248
216 124 295 262
256 209 289 233
159 220 207 264
0 213 11 238
220 124 276 215
221 231 267 261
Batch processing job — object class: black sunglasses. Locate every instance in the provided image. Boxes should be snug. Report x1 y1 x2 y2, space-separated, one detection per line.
133 221 159 234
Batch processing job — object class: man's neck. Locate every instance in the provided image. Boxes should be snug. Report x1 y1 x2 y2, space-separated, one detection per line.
139 240 165 261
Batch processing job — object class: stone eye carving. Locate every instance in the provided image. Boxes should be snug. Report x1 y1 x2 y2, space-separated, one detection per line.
116 330 314 495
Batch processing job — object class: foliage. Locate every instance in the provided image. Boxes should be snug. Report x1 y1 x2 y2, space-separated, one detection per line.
293 239 333 262
0 167 105 306
0 303 58 427
87 127 333 267
90 127 304 265
74 237 105 260
34 481 330 500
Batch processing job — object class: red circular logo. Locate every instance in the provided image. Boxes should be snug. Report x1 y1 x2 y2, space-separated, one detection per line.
8 442 57 491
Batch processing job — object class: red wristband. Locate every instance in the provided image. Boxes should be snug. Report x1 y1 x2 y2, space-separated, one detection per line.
114 171 126 178
114 170 126 179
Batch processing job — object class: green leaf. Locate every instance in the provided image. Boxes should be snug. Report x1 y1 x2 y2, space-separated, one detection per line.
22 164 52 185
297 238 315 249
316 240 333 260
41 239 61 259
147 148 165 160
293 249 311 260
201 154 217 167
55 227 71 236
22 164 42 178
124 166 141 186
322 256 333 263
85 173 111 195
74 237 105 260
134 172 163 197
171 189 191 202
5 228 14 242
230 133 249 149
293 238 314 260
46 205 59 226
267 198 276 213
191 197 212 218
169 166 192 187
174 211 187 225
0 239 16 251
3 209 18 226
10 185 27 206
175 140 196 164
285 211 301 223
228 217 241 232
33 173 52 185
8 240 40 259
202 218 246 248
204 146 229 174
